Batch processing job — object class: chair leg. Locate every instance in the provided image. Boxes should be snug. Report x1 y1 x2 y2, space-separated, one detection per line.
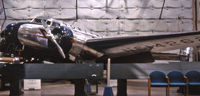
148 79 151 96
148 86 151 96
167 87 170 96
184 86 186 96
185 85 189 96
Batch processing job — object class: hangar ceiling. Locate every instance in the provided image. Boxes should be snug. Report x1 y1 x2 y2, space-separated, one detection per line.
0 0 195 37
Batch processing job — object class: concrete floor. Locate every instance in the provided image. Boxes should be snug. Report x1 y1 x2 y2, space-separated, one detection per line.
0 80 197 96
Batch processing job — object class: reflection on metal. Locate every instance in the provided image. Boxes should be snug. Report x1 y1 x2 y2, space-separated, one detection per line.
0 57 20 64
18 24 48 48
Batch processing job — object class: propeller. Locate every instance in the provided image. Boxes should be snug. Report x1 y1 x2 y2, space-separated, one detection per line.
41 20 66 59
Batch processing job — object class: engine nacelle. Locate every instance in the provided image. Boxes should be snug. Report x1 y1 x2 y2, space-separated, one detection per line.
0 23 22 55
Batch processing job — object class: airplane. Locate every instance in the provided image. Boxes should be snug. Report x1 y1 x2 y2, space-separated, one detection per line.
0 16 200 63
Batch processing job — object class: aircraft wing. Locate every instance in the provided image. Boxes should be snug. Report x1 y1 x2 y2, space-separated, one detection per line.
85 31 200 58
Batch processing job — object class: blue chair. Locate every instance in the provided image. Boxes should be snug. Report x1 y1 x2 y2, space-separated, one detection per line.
185 70 200 86
167 70 188 96
185 70 200 95
148 70 169 96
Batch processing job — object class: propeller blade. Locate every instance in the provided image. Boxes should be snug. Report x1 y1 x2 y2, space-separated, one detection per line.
49 37 66 59
41 20 66 59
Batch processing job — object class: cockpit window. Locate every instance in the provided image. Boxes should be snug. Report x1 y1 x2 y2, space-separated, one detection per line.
34 18 41 23
52 22 60 27
32 18 46 25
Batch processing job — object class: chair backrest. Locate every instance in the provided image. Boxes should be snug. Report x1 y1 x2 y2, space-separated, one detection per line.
167 70 184 83
185 70 200 83
149 70 167 83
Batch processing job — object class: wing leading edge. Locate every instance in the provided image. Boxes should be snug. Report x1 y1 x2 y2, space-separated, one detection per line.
85 31 200 58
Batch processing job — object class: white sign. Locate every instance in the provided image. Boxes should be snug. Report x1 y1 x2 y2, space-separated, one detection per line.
24 79 41 90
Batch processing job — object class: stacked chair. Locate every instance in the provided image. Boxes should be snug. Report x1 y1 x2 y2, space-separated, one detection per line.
148 70 200 96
